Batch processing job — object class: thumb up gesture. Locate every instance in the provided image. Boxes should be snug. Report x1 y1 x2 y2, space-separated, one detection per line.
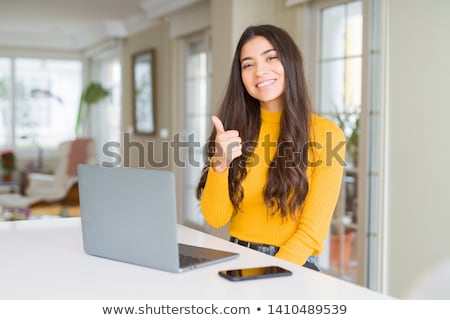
211 116 242 173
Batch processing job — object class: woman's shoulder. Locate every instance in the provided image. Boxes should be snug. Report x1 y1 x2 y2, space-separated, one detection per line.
310 113 345 139
308 114 346 161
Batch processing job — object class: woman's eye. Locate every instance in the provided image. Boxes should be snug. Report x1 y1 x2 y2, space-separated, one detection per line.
267 56 278 61
242 63 253 69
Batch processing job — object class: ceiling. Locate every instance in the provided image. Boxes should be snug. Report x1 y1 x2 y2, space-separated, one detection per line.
0 0 199 51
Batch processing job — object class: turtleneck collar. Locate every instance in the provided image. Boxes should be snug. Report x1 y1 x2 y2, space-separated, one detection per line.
260 107 282 124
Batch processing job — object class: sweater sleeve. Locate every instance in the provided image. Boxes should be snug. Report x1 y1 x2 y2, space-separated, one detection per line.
199 166 234 228
275 118 346 265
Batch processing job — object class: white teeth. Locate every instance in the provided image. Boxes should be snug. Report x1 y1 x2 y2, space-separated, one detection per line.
256 79 275 88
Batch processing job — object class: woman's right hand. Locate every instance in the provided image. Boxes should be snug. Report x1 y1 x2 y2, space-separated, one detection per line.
211 116 242 173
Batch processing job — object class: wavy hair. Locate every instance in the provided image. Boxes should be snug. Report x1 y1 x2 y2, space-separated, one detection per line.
196 24 311 219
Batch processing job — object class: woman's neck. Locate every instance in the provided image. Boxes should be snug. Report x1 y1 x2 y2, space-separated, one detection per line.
260 98 284 112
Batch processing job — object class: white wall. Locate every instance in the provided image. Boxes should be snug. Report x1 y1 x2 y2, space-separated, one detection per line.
384 0 450 298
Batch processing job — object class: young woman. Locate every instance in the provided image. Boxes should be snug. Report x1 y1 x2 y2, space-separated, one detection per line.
196 24 346 271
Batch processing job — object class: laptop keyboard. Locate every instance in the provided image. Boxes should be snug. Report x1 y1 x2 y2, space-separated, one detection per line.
179 253 209 268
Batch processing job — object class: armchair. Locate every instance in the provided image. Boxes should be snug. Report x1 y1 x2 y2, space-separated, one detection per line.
0 138 96 219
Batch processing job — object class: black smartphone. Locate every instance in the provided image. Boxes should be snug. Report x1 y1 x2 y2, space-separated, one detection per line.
218 265 292 281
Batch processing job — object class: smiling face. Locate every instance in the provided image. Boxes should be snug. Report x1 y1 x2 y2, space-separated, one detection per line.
240 36 286 112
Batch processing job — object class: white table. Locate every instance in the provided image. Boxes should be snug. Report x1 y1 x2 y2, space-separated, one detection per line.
0 218 390 299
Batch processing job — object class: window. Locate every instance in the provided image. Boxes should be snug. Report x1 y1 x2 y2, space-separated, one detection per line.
0 57 82 156
0 58 12 148
319 1 362 160
180 31 212 228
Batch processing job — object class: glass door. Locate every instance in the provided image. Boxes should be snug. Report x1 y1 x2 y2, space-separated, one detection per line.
316 0 363 281
313 0 384 290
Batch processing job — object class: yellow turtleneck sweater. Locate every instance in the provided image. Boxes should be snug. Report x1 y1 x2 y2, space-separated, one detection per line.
200 108 346 265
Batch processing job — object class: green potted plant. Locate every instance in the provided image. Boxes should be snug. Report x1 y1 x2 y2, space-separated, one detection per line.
335 111 360 166
75 82 110 137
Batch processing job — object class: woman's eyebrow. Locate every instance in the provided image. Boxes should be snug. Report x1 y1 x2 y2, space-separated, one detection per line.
240 48 277 64
261 48 276 55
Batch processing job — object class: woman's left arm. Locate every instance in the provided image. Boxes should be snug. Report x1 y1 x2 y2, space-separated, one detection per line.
276 118 346 265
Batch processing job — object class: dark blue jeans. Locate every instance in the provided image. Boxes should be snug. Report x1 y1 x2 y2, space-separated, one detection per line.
230 236 320 271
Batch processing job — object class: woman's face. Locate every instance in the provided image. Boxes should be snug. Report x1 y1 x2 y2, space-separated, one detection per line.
240 36 285 112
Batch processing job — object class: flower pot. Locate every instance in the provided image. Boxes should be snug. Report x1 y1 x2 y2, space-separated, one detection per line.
330 231 355 267
2 172 13 182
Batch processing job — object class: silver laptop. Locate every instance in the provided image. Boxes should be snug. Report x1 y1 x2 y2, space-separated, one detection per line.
77 164 238 272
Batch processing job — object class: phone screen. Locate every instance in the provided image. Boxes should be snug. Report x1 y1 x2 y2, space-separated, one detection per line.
218 266 292 281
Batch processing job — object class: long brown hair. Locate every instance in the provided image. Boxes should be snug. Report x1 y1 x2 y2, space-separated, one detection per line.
196 24 311 219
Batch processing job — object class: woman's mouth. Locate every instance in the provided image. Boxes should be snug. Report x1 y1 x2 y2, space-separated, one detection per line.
256 79 276 88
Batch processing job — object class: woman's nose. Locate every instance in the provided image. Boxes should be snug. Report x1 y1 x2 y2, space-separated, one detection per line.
255 62 268 77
